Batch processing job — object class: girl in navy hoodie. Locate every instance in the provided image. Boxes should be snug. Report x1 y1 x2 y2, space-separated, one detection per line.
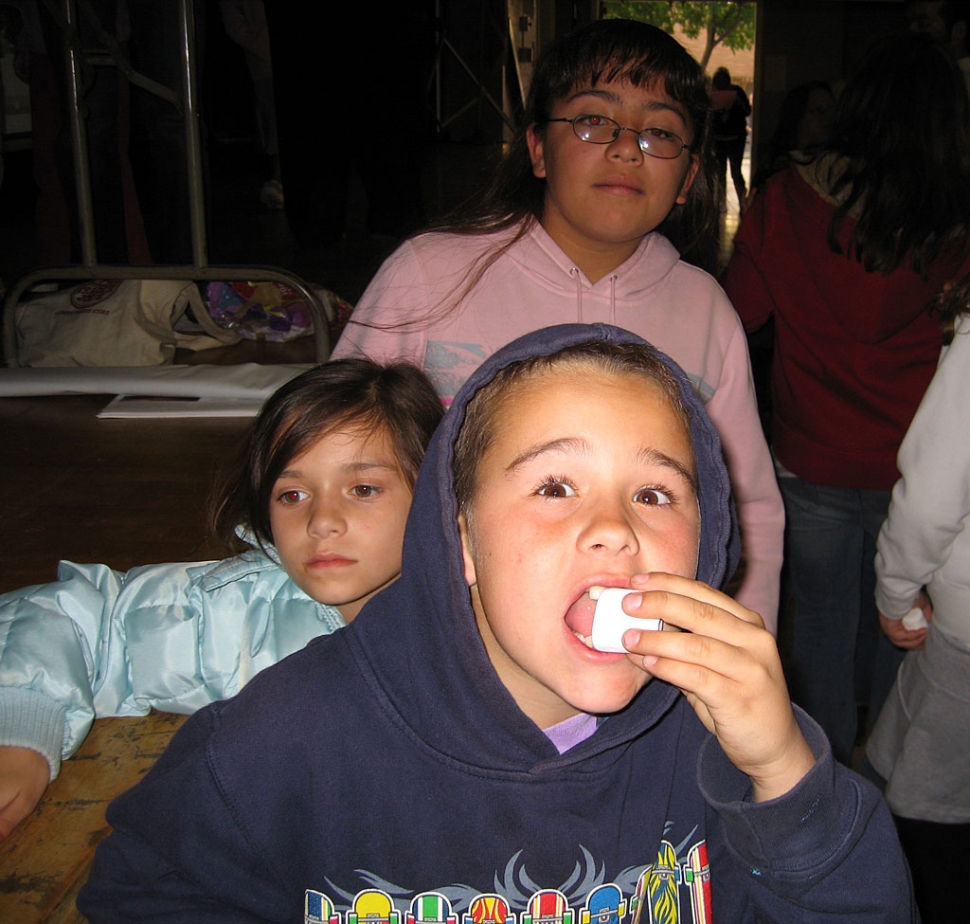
79 324 913 923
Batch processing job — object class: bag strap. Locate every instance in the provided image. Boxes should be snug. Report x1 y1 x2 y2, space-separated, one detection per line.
178 281 242 345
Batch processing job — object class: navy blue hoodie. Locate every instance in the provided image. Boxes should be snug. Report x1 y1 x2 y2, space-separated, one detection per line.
78 324 914 922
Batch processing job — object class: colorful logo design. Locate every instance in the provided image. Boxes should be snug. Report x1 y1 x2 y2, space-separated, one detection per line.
683 843 711 924
306 890 341 924
632 841 682 924
464 893 516 924
522 889 574 924
348 890 402 924
307 839 712 924
408 892 458 924
580 883 628 924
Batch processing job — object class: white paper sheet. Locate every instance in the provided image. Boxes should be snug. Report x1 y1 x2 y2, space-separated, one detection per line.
96 395 266 418
0 363 313 399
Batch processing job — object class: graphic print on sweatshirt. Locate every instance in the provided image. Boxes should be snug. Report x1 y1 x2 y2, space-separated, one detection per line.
304 838 712 924
423 341 488 405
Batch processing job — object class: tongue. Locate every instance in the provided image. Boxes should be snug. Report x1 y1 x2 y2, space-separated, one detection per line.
564 593 597 637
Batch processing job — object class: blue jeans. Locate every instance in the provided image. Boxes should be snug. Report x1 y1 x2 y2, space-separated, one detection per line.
779 476 905 764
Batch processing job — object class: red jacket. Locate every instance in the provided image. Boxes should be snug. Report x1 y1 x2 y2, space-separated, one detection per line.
723 162 965 489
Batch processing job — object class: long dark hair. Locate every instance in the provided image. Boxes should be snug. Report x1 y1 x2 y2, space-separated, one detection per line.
431 18 721 274
824 31 970 275
211 359 443 554
751 80 833 189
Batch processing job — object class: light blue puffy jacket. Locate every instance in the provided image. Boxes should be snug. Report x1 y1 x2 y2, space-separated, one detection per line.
0 550 346 778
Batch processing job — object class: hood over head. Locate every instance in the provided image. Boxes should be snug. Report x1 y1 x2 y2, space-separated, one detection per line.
348 323 738 770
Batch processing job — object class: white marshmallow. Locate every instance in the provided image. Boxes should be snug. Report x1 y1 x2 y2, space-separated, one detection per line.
590 587 664 653
901 607 928 631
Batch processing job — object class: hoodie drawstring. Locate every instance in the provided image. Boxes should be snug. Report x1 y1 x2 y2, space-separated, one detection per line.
569 268 619 325
570 267 584 322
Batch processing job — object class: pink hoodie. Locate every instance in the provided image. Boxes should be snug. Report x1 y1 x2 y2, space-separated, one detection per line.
333 222 783 630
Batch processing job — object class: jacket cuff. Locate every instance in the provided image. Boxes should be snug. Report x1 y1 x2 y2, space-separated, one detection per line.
874 586 917 621
0 687 67 780
698 706 845 874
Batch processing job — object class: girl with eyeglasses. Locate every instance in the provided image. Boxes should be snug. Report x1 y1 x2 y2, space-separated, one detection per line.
332 18 784 635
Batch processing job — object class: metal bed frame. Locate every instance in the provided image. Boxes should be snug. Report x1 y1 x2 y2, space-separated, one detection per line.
3 0 331 368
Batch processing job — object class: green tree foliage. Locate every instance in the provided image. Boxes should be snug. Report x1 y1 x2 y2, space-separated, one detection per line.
603 1 756 67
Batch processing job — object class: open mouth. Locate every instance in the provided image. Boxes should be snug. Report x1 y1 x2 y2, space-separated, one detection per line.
564 586 612 649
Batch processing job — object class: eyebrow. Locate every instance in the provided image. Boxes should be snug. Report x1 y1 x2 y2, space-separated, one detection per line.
564 87 687 122
507 438 696 490
507 437 589 472
276 460 400 480
636 448 698 493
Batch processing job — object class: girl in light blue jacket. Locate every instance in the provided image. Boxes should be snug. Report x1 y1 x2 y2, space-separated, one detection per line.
0 358 443 838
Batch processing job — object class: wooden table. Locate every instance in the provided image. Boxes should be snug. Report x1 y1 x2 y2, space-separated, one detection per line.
0 393 253 591
0 713 187 923
0 392 257 920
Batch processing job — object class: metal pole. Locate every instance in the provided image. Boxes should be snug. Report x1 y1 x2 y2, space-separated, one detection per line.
64 0 97 266
178 0 208 269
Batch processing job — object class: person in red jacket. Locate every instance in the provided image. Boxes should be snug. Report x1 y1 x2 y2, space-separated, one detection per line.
722 31 970 765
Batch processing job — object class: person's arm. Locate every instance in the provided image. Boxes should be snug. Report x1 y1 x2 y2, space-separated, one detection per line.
0 561 132 839
701 710 916 920
875 321 970 656
876 325 970 620
703 318 784 632
0 562 131 772
735 86 752 118
879 597 930 650
623 572 811 800
0 745 53 841
0 554 343 838
619 574 915 918
721 191 777 334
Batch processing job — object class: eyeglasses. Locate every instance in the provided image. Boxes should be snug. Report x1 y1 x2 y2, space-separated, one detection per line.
543 115 691 160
